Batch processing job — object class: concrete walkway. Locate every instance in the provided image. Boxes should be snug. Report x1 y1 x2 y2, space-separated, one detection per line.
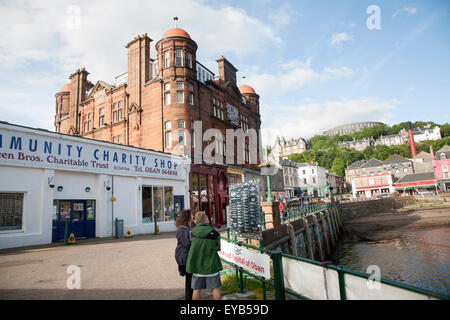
0 232 190 300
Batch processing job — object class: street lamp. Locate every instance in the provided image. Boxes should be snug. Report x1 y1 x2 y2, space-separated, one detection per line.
259 147 273 202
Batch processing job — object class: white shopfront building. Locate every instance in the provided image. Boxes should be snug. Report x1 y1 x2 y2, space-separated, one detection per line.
0 122 190 250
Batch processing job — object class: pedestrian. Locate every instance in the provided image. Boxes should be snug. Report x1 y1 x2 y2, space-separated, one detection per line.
186 211 222 300
175 209 194 300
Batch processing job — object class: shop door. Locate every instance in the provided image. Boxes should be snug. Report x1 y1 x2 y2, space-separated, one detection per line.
52 200 96 242
174 195 184 217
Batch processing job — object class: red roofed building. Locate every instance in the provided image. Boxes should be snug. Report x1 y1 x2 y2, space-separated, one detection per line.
53 28 262 227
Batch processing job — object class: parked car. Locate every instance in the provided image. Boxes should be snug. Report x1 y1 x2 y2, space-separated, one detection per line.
375 193 392 199
417 190 436 196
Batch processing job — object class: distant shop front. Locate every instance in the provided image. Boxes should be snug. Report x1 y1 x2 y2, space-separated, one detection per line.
0 122 189 250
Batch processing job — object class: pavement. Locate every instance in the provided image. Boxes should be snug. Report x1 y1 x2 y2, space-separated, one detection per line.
0 230 250 300
0 232 191 300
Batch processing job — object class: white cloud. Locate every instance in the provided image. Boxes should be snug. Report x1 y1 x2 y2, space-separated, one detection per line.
260 97 399 145
392 7 417 18
268 3 296 30
330 32 353 47
244 58 353 101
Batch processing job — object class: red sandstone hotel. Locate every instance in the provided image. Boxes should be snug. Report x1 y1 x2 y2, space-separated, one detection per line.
54 27 262 227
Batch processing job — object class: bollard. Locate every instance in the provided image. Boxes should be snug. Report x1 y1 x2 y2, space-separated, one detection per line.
64 220 69 245
114 218 119 239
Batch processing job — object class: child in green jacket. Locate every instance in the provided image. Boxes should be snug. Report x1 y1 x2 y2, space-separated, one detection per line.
186 211 222 300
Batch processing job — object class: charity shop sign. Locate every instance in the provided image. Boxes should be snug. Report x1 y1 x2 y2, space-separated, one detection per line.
0 123 186 180
218 239 271 279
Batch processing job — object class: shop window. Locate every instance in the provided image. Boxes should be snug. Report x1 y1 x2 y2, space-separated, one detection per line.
142 187 153 223
153 186 163 222
164 187 174 221
142 186 177 223
0 193 23 231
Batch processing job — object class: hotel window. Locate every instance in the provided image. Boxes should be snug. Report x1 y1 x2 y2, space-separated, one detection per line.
176 82 184 89
99 108 105 127
113 135 122 144
83 113 92 132
113 102 122 122
0 193 24 231
164 51 170 68
165 131 172 148
165 121 172 130
176 91 184 104
178 120 185 128
219 101 224 120
165 92 171 105
175 49 183 66
178 130 186 146
164 82 170 91
187 52 192 69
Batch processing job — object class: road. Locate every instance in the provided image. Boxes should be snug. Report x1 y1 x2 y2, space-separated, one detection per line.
0 232 188 300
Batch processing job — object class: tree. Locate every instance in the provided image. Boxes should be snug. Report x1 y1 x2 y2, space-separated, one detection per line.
440 123 450 138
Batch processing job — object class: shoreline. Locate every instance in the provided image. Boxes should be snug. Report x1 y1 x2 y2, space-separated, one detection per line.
341 206 450 242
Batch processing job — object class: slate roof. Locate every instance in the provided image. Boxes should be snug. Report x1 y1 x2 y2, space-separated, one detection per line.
437 145 450 153
359 158 383 168
383 154 411 165
347 160 366 169
394 172 435 184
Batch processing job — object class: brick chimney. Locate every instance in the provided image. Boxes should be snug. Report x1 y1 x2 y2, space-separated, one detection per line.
216 56 238 85
126 33 152 108
68 68 90 134
407 121 417 158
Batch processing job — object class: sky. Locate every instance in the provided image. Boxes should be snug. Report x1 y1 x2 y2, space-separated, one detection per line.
0 0 449 146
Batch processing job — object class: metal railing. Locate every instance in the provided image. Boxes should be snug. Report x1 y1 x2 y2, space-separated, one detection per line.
220 231 449 300
280 202 337 224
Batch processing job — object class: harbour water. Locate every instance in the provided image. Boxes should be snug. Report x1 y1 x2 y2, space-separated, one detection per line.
331 227 450 296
